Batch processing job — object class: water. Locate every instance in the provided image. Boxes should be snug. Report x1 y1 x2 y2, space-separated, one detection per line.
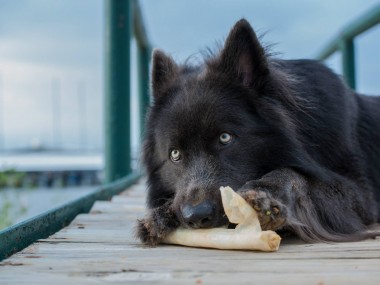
0 150 140 230
0 187 94 230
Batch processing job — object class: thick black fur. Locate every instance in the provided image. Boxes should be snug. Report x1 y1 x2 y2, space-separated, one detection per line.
136 19 380 245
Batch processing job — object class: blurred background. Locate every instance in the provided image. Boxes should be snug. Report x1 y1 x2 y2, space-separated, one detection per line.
0 0 379 229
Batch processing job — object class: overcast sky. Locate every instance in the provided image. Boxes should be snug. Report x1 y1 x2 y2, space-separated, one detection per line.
0 0 379 152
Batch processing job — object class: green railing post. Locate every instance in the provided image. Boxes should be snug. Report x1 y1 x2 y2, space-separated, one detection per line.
340 39 356 89
138 45 150 142
104 0 132 183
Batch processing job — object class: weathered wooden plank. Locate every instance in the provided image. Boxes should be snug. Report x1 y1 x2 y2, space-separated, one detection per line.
4 251 380 273
111 195 146 203
2 265 380 284
90 201 145 213
0 270 379 285
6 243 380 263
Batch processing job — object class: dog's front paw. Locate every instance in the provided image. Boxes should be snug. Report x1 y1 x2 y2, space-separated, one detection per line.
135 202 180 246
135 218 164 246
237 189 287 230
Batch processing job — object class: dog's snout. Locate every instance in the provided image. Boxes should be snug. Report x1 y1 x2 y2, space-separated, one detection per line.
181 201 215 228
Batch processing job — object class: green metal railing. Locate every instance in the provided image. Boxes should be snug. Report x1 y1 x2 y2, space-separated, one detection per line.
0 0 151 261
316 4 380 90
0 173 140 261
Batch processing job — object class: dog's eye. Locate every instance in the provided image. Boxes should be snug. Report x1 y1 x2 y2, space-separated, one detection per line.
170 149 181 162
219 132 233 145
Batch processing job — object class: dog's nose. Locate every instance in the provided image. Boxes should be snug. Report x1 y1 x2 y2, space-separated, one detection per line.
181 201 215 228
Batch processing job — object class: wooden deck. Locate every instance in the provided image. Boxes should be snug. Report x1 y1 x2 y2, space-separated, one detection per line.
1 179 380 284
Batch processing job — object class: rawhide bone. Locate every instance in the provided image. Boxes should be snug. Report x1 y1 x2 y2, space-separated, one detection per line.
163 186 281 251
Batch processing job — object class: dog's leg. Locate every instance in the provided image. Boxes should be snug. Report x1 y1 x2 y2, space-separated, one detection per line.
238 168 378 242
135 200 180 246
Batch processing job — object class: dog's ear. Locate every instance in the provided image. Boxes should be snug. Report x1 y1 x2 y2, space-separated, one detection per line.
151 49 178 99
217 19 269 90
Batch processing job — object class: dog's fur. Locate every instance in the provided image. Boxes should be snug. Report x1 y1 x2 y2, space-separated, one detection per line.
136 19 380 245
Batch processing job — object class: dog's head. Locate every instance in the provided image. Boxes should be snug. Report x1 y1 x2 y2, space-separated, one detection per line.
143 19 299 229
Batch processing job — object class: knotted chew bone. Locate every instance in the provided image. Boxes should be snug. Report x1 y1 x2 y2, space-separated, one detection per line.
163 186 281 251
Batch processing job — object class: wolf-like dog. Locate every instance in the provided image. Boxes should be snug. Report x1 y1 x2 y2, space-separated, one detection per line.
136 19 380 245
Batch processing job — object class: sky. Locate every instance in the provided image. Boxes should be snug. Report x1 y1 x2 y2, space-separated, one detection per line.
0 0 379 152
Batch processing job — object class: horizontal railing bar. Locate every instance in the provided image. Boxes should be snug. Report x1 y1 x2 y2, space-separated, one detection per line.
341 5 380 40
316 4 380 60
0 172 141 261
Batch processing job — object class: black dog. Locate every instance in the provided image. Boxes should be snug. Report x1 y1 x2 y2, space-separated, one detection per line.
136 19 380 245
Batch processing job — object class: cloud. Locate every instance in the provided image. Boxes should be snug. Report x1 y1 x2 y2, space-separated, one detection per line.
0 59 104 150
0 0 106 150
140 0 380 94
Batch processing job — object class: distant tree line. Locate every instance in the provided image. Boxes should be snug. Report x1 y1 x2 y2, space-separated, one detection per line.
0 169 101 189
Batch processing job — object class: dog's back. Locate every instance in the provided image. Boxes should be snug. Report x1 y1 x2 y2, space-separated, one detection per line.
357 94 380 212
273 58 380 217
